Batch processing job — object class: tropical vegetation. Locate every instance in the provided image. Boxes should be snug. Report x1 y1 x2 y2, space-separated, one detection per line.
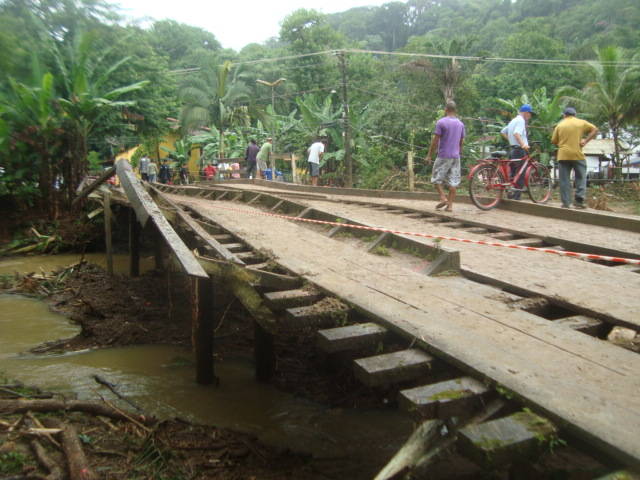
1 0 639 217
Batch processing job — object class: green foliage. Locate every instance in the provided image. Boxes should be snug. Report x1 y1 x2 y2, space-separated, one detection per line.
560 46 640 167
0 451 28 475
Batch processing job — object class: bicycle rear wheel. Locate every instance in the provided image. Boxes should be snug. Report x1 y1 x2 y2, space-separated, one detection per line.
469 164 506 210
526 164 552 203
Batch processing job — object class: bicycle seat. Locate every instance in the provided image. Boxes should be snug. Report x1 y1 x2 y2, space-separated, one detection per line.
491 151 507 158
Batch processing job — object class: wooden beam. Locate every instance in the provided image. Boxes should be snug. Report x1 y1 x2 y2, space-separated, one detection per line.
194 277 216 385
104 192 113 276
254 321 275 382
72 167 116 205
148 187 245 265
128 209 140 277
196 254 301 290
116 160 207 279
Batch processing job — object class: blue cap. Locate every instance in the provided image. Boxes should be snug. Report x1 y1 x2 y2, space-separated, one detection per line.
519 104 534 114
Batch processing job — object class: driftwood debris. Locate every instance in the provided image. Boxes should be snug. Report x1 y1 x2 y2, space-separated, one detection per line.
30 438 64 480
0 399 152 426
42 418 97 480
92 375 144 414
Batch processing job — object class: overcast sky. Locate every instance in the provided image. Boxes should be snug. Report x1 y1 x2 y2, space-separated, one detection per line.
117 0 390 51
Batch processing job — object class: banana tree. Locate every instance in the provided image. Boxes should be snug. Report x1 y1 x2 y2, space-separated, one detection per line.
496 87 564 161
51 31 148 201
160 138 192 167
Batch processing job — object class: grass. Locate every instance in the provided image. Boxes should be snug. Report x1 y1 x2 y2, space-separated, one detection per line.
371 245 390 256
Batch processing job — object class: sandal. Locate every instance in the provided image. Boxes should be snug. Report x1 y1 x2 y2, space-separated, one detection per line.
435 201 447 210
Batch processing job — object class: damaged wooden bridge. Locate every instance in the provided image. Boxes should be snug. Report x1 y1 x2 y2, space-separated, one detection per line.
80 160 640 479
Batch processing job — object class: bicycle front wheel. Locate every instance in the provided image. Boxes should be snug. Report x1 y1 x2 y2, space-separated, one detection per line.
469 164 506 210
526 164 552 203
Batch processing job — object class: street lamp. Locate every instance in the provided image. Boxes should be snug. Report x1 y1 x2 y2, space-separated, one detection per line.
256 78 286 162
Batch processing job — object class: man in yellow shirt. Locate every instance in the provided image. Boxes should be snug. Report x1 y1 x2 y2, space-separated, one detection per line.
551 107 598 209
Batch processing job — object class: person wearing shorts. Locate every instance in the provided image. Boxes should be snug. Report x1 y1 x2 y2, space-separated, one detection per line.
425 101 465 212
307 138 324 186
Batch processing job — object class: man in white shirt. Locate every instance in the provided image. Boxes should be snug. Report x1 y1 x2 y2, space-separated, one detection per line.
307 138 325 186
500 104 534 200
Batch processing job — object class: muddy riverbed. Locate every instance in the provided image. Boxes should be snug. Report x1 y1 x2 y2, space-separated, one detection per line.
0 256 416 479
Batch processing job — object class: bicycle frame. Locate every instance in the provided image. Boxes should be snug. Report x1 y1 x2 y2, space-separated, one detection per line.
472 154 532 191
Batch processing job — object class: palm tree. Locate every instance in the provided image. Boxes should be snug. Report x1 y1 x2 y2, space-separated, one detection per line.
179 61 251 159
561 46 640 171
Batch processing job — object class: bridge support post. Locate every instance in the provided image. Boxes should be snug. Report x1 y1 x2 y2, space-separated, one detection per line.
153 224 165 271
128 209 140 277
103 191 113 276
254 321 275 382
194 276 216 385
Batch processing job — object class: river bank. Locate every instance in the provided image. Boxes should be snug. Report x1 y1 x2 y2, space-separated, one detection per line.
0 256 415 479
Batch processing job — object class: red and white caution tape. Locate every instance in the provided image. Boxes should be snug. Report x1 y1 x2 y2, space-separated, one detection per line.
198 201 640 266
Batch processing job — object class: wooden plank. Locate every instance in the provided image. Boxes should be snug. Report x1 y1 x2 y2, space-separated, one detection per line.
555 315 607 337
466 227 490 234
353 349 434 388
177 197 640 467
149 186 245 265
508 237 545 247
196 254 301 290
458 412 557 468
375 399 505 480
317 322 387 354
283 301 349 330
263 289 323 310
212 234 235 242
398 377 490 419
487 231 516 240
116 160 208 279
270 200 284 211
220 243 246 252
72 167 116 205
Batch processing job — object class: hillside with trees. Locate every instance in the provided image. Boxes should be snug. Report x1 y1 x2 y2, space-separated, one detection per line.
1 0 639 217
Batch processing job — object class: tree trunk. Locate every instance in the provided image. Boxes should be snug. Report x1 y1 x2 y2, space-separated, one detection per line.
612 124 623 180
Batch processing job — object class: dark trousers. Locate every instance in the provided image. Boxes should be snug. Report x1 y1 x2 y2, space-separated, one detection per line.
509 146 527 200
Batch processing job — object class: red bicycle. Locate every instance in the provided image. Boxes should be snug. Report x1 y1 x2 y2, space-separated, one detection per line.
468 147 552 210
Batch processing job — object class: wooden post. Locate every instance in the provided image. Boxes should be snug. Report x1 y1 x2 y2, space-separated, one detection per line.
291 153 298 184
128 209 140 277
153 226 164 272
407 150 415 192
254 320 275 382
408 129 415 192
193 276 216 385
103 191 113 276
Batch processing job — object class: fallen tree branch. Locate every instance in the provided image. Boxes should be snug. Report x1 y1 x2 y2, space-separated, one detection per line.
42 418 97 480
92 375 144 414
0 399 153 426
30 438 63 480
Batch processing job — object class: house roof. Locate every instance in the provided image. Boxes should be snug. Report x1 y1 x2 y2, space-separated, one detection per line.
583 138 630 156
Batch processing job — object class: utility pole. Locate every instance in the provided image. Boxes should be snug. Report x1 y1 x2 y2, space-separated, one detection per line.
337 51 353 188
256 78 286 164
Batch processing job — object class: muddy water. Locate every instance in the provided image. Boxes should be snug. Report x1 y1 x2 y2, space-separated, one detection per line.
0 253 155 276
0 293 413 463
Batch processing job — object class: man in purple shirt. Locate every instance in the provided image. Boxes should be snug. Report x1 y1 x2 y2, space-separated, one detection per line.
425 101 465 212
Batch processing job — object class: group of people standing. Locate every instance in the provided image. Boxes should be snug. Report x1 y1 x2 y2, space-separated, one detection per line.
425 101 598 211
245 137 324 186
138 156 187 184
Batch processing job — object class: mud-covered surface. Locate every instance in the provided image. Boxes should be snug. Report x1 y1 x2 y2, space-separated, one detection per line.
0 387 347 480
33 264 191 352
